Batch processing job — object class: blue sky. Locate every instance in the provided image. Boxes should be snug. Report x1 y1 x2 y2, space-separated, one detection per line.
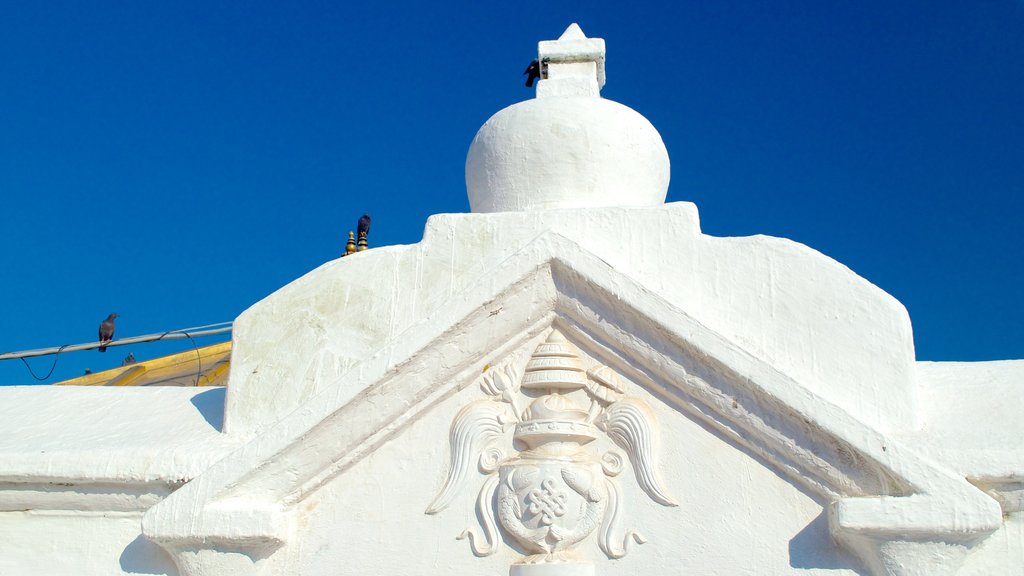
1 1 1021 385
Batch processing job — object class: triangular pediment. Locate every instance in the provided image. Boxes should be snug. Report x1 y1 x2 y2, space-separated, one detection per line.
142 232 1000 573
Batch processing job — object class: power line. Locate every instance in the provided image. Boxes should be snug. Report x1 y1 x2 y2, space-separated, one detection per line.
0 322 233 362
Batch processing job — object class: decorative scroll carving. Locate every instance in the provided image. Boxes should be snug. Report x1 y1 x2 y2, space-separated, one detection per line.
597 398 678 507
599 479 647 559
457 474 501 556
427 329 677 573
426 399 515 514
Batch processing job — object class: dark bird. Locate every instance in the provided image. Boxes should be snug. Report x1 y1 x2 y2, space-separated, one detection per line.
98 313 117 352
357 214 371 239
524 59 541 88
122 352 136 366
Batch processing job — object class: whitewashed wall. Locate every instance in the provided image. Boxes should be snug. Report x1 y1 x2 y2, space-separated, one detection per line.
274 337 861 576
0 207 1020 576
0 22 1020 576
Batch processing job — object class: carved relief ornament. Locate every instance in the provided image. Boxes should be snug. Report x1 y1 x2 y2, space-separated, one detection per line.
426 329 677 575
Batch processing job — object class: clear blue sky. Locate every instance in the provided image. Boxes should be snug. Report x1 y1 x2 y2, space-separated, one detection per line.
1 1 1021 385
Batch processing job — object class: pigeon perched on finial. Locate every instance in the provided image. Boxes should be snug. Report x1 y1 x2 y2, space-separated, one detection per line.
98 313 117 352
524 59 541 88
357 214 371 239
122 352 136 366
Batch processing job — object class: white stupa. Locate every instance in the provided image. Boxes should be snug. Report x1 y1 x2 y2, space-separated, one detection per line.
467 24 670 212
0 23 1021 576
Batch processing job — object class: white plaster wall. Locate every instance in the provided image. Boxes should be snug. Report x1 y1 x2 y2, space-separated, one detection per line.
0 386 236 483
0 386 231 576
0 511 176 576
273 338 863 576
957 514 1024 575
3 211 1017 574
466 97 670 212
226 204 916 438
904 360 1024 477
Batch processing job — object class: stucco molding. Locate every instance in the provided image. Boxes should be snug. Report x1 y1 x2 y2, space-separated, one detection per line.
143 232 1002 575
424 329 678 574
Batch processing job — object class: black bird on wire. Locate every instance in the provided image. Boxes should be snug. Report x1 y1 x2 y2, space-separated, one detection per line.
358 214 371 239
98 313 117 352
524 59 541 87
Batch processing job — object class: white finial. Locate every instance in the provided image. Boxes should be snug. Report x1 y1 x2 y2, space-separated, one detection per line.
558 23 588 41
536 23 606 98
465 24 670 213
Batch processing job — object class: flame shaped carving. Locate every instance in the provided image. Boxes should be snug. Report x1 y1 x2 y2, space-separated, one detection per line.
598 397 678 507
457 474 502 556
599 478 647 558
426 400 512 514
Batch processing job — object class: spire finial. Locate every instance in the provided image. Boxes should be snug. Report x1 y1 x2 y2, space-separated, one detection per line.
464 24 670 213
535 23 606 98
344 231 356 256
558 22 587 41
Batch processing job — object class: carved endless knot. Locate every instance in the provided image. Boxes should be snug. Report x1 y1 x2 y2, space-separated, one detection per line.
528 479 569 525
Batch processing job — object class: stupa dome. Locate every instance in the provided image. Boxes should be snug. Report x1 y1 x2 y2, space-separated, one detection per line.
466 24 670 213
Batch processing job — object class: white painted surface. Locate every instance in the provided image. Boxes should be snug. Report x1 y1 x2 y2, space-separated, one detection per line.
225 204 916 439
0 22 1020 576
466 25 669 213
0 386 235 575
0 386 238 483
465 99 670 213
905 360 1024 478
957 514 1024 576
145 232 1007 575
0 511 178 576
280 360 860 575
538 23 606 92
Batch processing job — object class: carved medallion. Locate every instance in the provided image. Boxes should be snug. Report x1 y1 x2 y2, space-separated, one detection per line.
426 329 677 575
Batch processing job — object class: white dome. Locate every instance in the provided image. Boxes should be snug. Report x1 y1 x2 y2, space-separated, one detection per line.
466 96 670 213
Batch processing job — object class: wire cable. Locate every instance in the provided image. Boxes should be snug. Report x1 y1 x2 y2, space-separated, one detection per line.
19 345 68 381
0 322 232 382
181 331 202 387
0 323 233 361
